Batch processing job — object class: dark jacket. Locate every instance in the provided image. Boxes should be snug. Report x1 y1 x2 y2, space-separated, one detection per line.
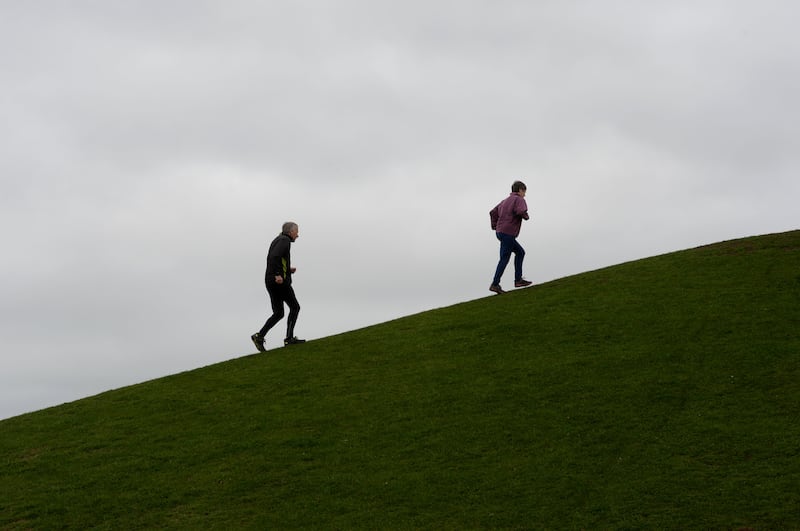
265 233 293 285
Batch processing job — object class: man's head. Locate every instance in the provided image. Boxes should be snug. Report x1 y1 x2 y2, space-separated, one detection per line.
511 180 527 196
282 222 299 241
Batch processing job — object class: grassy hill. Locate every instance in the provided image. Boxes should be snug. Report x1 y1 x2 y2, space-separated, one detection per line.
2 230 799 529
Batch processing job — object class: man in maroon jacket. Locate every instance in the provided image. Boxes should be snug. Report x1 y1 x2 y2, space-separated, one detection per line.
489 181 532 294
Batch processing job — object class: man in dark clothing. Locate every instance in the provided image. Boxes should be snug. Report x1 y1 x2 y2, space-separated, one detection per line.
251 222 305 352
489 181 533 294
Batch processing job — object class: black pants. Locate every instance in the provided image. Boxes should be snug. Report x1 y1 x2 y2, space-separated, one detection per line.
258 282 300 339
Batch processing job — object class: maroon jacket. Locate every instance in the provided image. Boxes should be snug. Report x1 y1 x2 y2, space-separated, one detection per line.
490 193 529 237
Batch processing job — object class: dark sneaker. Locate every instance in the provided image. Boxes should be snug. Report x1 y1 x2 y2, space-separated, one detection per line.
251 333 266 353
284 336 306 346
515 279 533 288
489 284 505 294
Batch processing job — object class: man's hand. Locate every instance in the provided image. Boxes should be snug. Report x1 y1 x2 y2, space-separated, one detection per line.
290 267 297 274
275 275 283 284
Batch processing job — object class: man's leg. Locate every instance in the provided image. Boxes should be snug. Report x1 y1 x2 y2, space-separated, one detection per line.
258 283 286 338
492 233 514 286
284 286 301 340
511 239 526 281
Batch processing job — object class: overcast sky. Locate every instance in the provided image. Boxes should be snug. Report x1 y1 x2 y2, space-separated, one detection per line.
2 1 798 420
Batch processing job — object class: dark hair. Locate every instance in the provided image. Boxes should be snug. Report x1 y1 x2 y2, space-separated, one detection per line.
511 180 527 193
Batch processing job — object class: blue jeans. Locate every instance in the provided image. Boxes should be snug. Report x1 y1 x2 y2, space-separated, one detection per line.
492 232 525 286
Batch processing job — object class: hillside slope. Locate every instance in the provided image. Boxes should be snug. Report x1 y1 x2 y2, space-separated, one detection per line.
1 230 799 529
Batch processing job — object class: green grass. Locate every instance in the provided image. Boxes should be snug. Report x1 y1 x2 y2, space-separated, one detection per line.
2 230 799 529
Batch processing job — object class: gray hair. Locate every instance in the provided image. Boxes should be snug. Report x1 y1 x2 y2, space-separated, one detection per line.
282 221 298 234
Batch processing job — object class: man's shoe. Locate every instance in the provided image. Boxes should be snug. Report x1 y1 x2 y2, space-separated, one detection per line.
251 333 266 353
284 336 306 346
515 279 533 288
489 284 505 294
